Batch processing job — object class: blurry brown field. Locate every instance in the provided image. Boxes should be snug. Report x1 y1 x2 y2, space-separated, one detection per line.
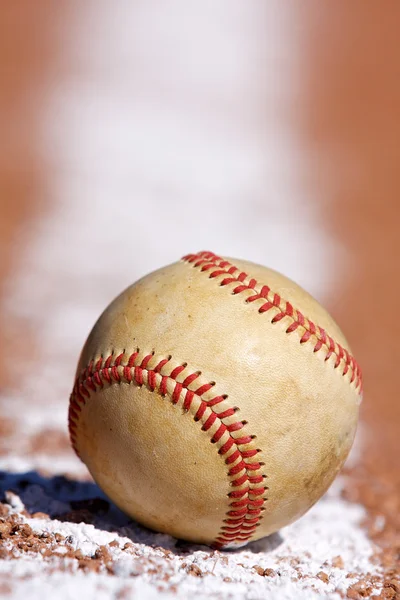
0 2 399 597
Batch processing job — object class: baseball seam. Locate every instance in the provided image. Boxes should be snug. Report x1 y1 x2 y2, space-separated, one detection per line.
68 350 268 549
182 251 363 393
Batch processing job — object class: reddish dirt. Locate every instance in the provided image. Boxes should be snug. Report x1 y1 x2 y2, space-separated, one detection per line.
302 4 400 589
0 4 72 387
304 4 400 479
0 3 63 287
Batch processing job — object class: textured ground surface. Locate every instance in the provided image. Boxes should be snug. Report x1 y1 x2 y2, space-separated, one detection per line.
0 3 399 599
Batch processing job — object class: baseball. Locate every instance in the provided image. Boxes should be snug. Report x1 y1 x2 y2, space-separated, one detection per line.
68 251 362 549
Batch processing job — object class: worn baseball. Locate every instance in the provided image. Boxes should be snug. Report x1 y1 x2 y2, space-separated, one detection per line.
68 251 362 549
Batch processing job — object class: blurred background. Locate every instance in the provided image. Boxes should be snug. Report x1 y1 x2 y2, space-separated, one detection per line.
0 0 398 554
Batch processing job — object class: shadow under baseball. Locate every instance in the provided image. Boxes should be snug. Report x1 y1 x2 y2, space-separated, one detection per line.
0 470 283 555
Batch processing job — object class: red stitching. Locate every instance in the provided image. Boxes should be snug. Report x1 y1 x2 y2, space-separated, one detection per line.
183 390 194 411
195 401 207 421
202 412 217 431
182 251 362 392
207 396 226 407
230 473 248 487
68 351 267 549
225 449 241 464
160 376 168 396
